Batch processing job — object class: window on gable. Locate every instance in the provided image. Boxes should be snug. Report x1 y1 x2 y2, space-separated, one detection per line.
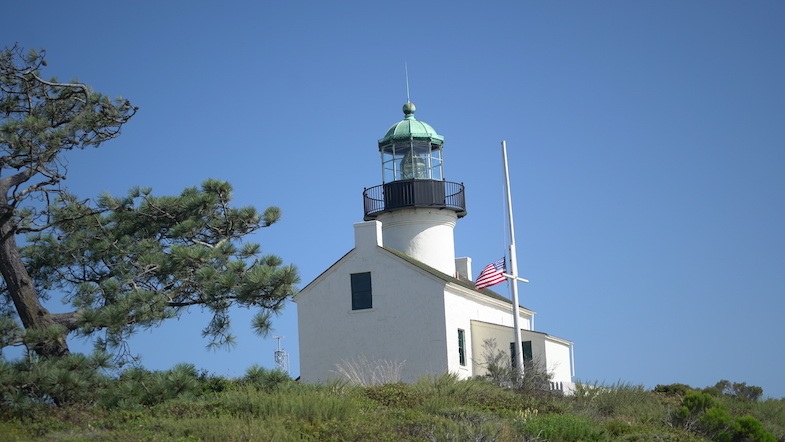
509 341 533 369
351 272 372 310
458 329 466 366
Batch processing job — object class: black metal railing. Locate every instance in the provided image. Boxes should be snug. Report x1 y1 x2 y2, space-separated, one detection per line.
363 180 466 220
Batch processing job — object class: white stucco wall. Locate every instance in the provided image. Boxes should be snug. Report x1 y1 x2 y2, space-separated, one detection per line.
541 335 574 390
295 220 575 387
443 286 533 379
295 235 452 383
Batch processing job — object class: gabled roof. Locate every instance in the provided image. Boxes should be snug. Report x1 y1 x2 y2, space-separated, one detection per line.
294 241 528 310
292 248 355 299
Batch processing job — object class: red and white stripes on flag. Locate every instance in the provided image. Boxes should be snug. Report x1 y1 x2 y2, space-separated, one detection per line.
475 258 507 290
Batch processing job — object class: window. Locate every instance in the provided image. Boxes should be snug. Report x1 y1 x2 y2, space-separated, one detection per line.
351 272 372 310
510 341 533 369
458 329 466 366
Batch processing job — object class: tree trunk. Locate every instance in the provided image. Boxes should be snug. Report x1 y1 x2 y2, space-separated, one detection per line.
0 223 70 357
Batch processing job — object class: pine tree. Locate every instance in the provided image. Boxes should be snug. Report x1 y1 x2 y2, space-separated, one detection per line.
0 45 298 360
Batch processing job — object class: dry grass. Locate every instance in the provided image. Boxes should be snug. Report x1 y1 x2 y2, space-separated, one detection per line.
333 355 405 386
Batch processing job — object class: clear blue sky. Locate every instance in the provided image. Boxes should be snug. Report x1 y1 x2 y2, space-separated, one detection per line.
3 1 784 398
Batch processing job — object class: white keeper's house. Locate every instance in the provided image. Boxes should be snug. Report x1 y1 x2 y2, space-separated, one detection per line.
294 102 575 392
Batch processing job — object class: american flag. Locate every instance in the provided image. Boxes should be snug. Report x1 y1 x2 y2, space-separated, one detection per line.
475 258 507 290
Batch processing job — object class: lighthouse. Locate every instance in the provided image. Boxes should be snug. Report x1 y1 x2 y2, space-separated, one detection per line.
362 102 466 276
294 101 575 389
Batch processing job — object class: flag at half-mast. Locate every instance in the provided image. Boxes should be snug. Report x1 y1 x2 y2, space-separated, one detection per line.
475 258 507 290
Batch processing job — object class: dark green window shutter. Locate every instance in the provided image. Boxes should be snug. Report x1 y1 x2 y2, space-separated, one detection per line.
458 329 466 366
522 341 533 364
510 341 534 368
351 272 372 310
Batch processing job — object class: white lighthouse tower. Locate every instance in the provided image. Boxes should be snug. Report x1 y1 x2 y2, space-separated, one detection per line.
362 102 466 276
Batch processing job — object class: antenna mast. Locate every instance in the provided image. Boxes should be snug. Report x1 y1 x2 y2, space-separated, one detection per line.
273 336 290 375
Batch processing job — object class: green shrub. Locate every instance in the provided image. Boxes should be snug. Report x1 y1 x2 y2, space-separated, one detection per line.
478 338 554 394
414 373 555 416
0 353 113 409
415 373 497 402
97 363 206 409
365 382 421 408
570 381 670 428
195 368 230 393
315 414 401 442
653 383 694 397
745 398 785 440
0 420 35 441
700 406 734 442
405 411 507 442
734 415 777 442
705 379 764 402
120 414 297 442
2 368 782 442
713 412 776 442
602 418 636 437
600 419 687 440
521 413 603 442
465 383 544 413
218 386 354 423
240 364 292 392
672 390 777 442
673 390 717 426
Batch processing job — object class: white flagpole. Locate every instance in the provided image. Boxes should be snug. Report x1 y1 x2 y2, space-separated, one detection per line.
502 140 525 375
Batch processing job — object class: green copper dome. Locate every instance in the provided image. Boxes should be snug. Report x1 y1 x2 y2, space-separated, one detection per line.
378 102 444 151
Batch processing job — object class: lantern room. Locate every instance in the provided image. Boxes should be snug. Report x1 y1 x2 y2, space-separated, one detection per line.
363 102 466 221
379 102 444 182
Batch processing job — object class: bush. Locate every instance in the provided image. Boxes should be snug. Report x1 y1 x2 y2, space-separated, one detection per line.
0 352 113 409
674 390 717 425
478 338 554 394
195 368 230 393
414 373 490 400
573 382 668 425
98 363 206 409
704 379 764 402
218 386 355 423
653 383 694 397
521 413 603 441
240 365 292 392
745 398 785 440
407 411 507 442
1 368 782 441
672 390 776 441
365 382 421 408
734 415 777 442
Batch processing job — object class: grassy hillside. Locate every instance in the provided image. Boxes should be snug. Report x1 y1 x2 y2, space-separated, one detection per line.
1 366 783 441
